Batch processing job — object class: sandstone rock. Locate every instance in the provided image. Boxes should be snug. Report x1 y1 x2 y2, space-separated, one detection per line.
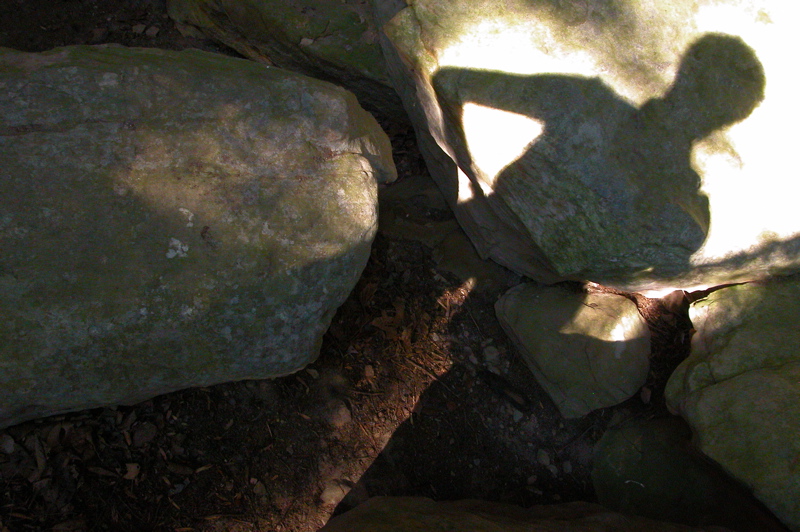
666 275 800 530
377 0 799 293
495 284 650 418
320 496 731 531
166 0 406 121
593 417 788 531
0 45 396 429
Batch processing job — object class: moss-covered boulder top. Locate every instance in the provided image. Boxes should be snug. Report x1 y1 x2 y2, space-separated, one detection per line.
167 0 405 120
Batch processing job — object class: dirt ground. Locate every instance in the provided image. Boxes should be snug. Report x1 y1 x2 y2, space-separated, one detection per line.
0 2 761 531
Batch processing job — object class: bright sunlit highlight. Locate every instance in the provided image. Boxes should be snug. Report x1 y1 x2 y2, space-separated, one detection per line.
437 20 598 77
461 103 544 188
456 166 475 204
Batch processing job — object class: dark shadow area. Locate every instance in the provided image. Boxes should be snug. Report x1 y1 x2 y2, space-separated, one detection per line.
340 272 789 531
333 281 605 512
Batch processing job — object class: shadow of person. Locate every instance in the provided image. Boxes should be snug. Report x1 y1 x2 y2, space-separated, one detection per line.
327 33 777 528
433 33 765 284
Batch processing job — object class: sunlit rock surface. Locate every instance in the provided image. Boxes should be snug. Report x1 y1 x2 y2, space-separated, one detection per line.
0 45 396 429
495 284 650 418
666 275 800 530
166 0 406 121
320 496 731 531
376 0 799 293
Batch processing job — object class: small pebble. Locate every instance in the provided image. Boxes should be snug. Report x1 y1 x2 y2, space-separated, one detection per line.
536 448 550 467
252 480 267 497
326 401 352 428
320 481 348 505
640 386 652 404
145 26 159 37
363 365 375 380
131 24 146 34
562 461 573 474
482 346 500 364
0 434 15 454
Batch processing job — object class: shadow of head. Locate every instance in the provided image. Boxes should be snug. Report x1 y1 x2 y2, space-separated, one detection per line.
657 33 766 138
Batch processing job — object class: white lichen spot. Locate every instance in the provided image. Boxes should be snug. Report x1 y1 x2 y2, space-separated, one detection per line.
98 72 119 88
178 207 194 227
220 326 233 341
180 305 194 318
261 221 274 236
166 238 189 259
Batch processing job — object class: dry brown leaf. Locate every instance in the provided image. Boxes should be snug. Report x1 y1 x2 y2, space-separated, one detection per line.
86 466 117 478
123 463 140 480
167 462 195 476
194 464 214 474
359 281 378 306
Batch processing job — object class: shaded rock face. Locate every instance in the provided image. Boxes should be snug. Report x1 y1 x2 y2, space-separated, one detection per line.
166 0 407 121
495 284 650 418
0 45 396 429
593 417 789 531
666 276 800 530
320 496 731 531
377 0 798 293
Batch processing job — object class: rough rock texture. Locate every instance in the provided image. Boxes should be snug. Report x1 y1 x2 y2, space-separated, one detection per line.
320 496 731 531
166 0 406 121
593 417 789 531
0 45 396 429
665 276 800 531
495 284 650 418
376 0 799 293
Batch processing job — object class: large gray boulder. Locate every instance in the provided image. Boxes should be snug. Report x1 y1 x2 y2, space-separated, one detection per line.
166 0 406 121
0 45 396 429
495 284 650 418
376 0 798 293
666 276 800 530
